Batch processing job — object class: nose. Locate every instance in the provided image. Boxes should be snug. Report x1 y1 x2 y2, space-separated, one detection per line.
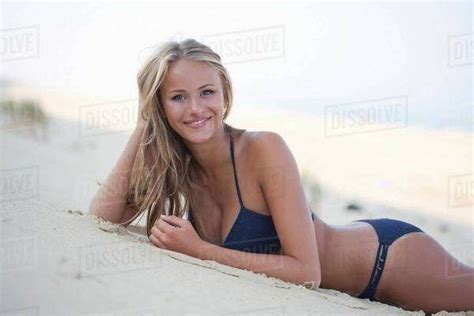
188 96 204 113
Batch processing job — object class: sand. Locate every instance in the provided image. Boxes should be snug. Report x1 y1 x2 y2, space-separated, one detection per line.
1 199 426 315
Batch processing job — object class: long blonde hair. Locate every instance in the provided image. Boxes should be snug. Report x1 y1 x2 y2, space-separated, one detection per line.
123 38 241 240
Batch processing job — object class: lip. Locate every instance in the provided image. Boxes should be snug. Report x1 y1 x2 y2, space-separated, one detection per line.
184 116 211 129
184 117 209 124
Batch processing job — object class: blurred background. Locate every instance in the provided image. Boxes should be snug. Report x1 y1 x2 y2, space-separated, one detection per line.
1 1 472 263
2 2 472 130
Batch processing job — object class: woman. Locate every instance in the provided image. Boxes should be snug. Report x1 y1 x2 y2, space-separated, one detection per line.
89 39 473 314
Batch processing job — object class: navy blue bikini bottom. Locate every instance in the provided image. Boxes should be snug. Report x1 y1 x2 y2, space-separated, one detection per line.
352 218 425 301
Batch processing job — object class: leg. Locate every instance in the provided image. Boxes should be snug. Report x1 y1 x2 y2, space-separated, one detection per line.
379 232 474 313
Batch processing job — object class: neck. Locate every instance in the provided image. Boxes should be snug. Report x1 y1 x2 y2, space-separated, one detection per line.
185 125 231 181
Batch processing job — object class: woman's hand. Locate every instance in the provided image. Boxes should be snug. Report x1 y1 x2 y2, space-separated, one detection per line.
149 215 205 258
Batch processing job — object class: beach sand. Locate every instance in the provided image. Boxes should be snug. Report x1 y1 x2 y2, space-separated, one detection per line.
1 199 427 315
1 84 473 314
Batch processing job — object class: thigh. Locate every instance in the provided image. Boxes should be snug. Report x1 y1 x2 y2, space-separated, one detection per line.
378 232 474 313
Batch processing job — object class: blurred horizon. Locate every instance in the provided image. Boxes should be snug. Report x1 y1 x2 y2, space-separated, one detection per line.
1 1 472 132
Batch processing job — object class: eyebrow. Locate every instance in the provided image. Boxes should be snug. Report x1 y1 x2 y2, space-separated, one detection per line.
168 84 215 94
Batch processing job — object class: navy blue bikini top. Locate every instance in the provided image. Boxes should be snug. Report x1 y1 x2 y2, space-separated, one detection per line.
189 133 316 254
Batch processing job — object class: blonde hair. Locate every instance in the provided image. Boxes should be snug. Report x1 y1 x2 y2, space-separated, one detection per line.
123 38 242 240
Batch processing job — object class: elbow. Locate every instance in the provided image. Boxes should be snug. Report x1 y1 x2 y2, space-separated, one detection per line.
301 277 321 290
88 201 108 222
301 275 321 290
301 264 321 290
88 197 100 216
89 204 98 217
88 203 102 219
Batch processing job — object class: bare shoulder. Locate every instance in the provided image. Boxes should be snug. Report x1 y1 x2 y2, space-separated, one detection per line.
244 130 294 173
247 130 289 157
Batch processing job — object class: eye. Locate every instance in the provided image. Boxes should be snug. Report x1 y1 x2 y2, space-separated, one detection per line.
171 89 214 102
171 94 184 101
202 89 214 96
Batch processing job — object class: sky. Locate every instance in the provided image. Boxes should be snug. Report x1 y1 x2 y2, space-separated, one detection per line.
1 1 472 131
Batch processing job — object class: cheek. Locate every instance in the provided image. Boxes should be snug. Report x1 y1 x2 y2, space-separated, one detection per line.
211 93 225 111
163 109 183 131
163 103 181 121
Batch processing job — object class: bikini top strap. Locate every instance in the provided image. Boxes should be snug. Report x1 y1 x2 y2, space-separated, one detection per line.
229 134 245 208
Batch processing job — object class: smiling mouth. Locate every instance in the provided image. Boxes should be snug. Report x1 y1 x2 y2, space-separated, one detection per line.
184 116 211 127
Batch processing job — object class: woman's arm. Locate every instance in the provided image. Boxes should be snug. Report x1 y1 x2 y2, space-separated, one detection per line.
150 131 322 287
180 132 321 287
151 214 320 288
198 131 319 287
196 241 320 289
89 125 144 225
89 97 146 225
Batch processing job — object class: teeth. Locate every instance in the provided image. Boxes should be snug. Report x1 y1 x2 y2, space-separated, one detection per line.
188 118 208 126
191 119 205 125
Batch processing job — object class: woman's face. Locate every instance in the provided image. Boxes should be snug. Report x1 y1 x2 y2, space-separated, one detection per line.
160 59 226 143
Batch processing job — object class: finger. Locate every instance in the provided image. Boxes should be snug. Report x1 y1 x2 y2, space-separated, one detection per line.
161 215 183 228
153 225 170 243
155 218 176 234
151 225 166 238
149 230 166 249
154 226 171 247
